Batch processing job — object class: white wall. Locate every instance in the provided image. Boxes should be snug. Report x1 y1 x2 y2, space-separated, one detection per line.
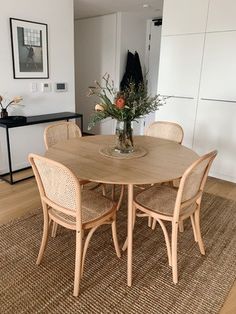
74 14 117 134
117 12 148 135
74 12 148 135
117 12 147 83
0 0 75 172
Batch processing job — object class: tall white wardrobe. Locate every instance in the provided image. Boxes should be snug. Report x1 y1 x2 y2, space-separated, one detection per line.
157 0 236 183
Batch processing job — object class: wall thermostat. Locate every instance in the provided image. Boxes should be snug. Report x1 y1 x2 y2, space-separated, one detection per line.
55 82 67 92
41 82 51 92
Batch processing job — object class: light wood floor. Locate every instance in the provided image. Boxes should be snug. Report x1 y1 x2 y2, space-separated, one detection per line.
0 174 235 313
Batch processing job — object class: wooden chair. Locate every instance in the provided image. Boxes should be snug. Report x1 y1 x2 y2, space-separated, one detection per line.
145 121 184 144
144 121 184 230
44 122 106 236
44 121 82 150
44 122 92 187
133 150 217 284
29 154 121 297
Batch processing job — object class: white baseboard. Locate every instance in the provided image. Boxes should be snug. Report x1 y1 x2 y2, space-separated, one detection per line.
0 161 30 174
209 170 236 184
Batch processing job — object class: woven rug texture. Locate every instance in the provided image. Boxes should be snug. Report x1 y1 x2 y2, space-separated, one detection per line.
0 192 236 314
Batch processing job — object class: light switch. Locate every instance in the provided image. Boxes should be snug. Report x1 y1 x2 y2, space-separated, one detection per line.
30 82 37 92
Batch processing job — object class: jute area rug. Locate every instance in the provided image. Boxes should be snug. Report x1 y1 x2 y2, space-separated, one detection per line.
1 192 236 314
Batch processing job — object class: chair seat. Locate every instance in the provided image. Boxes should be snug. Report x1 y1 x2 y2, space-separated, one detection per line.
135 185 195 217
49 190 114 226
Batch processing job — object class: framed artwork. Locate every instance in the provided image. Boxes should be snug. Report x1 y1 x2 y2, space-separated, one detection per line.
10 18 49 79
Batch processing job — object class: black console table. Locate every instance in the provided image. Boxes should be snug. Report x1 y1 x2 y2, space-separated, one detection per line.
0 112 83 184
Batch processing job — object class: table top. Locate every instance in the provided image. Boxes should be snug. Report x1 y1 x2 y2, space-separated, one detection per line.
45 135 199 185
0 112 82 128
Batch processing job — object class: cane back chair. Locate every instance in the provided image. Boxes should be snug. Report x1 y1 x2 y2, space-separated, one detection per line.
144 121 184 229
29 154 121 297
133 150 217 284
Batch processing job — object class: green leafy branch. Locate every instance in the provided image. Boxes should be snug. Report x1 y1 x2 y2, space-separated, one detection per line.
87 74 165 130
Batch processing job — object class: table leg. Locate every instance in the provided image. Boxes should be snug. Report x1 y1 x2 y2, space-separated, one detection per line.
80 115 84 134
127 183 134 287
6 127 13 184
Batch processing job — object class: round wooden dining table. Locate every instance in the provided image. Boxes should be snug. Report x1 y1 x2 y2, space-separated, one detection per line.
45 135 199 287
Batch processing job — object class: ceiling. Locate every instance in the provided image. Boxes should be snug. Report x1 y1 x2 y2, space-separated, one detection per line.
74 0 163 20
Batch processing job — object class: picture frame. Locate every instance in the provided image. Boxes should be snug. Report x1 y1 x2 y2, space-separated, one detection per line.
10 18 49 79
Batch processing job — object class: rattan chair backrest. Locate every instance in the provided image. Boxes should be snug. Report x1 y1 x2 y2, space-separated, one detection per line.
145 121 184 144
29 154 81 214
44 122 82 149
174 150 217 219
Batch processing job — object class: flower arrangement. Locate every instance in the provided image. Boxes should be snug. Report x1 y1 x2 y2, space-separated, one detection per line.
87 74 165 153
0 95 23 118
0 95 23 110
88 74 165 129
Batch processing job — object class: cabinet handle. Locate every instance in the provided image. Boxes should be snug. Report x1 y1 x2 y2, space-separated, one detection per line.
161 95 194 100
201 98 236 103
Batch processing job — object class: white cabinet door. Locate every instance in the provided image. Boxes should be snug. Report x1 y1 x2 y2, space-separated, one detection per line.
200 31 236 101
158 34 205 98
156 97 198 148
162 0 209 35
207 0 236 32
75 14 117 134
193 99 236 183
146 23 162 97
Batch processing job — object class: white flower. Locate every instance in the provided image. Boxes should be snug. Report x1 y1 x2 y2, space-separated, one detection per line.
95 104 105 112
0 95 24 110
157 95 163 101
12 96 23 104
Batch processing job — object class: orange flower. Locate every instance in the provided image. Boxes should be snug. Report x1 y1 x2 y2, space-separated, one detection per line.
115 97 125 109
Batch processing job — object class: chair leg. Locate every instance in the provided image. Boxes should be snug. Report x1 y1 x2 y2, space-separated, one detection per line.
148 216 152 228
194 209 205 255
179 221 184 233
51 221 58 238
171 221 179 284
157 219 172 266
111 218 121 258
73 230 83 297
89 183 101 191
81 227 98 276
116 185 125 211
102 184 106 196
111 185 116 200
36 214 51 265
152 219 157 230
190 215 198 242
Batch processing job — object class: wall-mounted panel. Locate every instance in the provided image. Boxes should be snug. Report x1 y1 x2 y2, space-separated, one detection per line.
200 31 236 101
158 34 205 98
193 99 236 182
156 97 197 148
162 0 209 35
207 0 236 32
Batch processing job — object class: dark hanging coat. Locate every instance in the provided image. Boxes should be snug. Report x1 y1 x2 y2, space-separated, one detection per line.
120 51 143 91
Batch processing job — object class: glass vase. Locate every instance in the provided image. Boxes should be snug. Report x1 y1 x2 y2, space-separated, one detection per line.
115 120 134 154
1 109 8 119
